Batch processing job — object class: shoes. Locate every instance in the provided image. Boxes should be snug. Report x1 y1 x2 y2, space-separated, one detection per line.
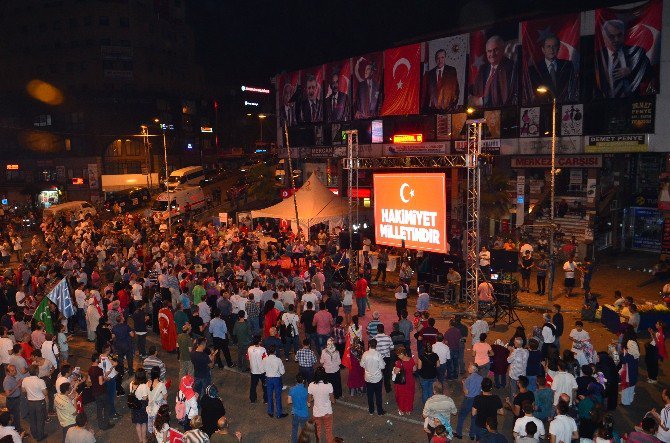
453 434 462 439
469 436 475 440
111 413 121 420
369 411 374 415
267 413 273 418
378 410 386 416
278 413 288 418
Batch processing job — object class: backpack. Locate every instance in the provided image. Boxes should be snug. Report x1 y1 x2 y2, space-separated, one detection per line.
175 391 186 420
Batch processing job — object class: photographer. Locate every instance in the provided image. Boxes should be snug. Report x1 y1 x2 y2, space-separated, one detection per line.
100 344 120 420
88 353 114 430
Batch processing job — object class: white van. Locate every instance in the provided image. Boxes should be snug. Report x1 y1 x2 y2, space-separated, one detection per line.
151 186 205 218
166 166 205 190
43 201 97 220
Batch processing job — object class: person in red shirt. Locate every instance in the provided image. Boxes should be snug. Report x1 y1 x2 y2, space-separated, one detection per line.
355 274 368 318
116 285 130 315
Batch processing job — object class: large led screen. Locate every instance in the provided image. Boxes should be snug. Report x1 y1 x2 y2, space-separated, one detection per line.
373 173 447 253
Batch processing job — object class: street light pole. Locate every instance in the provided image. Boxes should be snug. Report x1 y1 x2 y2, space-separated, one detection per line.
159 122 171 238
537 86 557 301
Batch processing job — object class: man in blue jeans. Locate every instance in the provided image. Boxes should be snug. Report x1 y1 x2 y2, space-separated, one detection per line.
264 345 288 419
455 363 483 439
445 319 462 380
288 374 309 443
99 345 120 419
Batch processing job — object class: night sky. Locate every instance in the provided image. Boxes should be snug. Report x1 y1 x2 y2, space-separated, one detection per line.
190 0 632 88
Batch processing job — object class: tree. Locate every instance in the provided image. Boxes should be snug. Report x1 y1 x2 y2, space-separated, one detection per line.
246 163 280 205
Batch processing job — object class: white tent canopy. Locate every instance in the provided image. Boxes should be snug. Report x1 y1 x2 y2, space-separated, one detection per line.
251 172 348 232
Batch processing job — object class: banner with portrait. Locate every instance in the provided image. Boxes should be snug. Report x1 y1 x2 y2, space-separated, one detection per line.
594 0 662 99
276 70 301 146
352 52 383 119
381 43 421 116
521 14 580 105
296 65 325 124
468 25 520 108
422 34 468 113
324 60 352 123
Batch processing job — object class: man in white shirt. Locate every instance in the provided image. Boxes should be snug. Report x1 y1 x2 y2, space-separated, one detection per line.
652 388 670 442
514 402 545 440
248 283 263 304
432 334 451 385
547 360 578 405
40 334 60 370
360 339 386 415
263 344 287 418
131 279 143 302
541 313 556 357
282 306 300 360
0 410 23 443
549 401 578 443
507 337 529 398
471 313 489 345
302 289 319 313
569 321 590 358
479 246 491 270
562 258 576 297
0 326 14 373
280 286 297 307
22 365 48 441
247 337 268 404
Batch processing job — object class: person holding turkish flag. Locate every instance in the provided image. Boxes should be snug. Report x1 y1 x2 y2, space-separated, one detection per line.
158 301 177 352
381 43 421 116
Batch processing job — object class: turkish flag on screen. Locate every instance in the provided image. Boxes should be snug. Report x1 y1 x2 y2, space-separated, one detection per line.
381 43 421 116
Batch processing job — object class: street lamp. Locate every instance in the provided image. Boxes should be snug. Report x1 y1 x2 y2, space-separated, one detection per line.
536 85 556 301
258 114 267 143
155 119 171 238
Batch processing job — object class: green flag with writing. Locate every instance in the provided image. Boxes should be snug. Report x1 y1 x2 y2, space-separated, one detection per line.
33 297 54 334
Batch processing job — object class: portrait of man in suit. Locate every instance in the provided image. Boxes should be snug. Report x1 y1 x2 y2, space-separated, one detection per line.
297 74 322 123
325 73 350 122
469 35 517 107
596 19 655 98
354 62 381 119
528 35 577 103
422 48 460 112
279 82 297 127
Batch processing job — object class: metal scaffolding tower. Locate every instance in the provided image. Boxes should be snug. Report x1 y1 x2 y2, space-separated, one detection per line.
464 120 484 314
344 130 359 282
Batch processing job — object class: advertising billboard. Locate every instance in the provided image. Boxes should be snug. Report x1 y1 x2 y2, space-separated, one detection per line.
373 173 448 253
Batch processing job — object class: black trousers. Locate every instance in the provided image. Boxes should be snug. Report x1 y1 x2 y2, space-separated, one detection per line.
213 337 234 367
6 396 22 433
94 393 111 429
645 342 659 380
395 298 408 319
366 381 383 414
326 370 342 399
374 264 387 283
250 373 267 403
536 275 546 294
382 356 393 393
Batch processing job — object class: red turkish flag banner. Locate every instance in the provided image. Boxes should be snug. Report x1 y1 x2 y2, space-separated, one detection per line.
158 307 177 352
169 427 184 443
594 0 662 97
381 43 421 116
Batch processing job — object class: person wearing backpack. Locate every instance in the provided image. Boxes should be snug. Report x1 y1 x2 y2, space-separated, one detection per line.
541 313 557 358
176 375 199 431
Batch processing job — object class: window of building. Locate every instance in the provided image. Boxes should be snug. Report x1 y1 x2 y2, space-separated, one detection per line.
106 140 123 157
39 22 46 31
80 62 87 72
120 40 130 47
100 38 111 46
103 60 114 70
70 40 79 48
69 18 78 28
122 61 133 70
53 20 62 30
6 170 21 182
49 64 58 74
99 16 109 26
125 140 143 156
83 16 92 26
119 17 129 27
71 112 84 124
66 62 74 73
34 115 52 127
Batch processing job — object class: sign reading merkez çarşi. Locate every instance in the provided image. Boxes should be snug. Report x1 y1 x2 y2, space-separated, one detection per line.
511 155 602 168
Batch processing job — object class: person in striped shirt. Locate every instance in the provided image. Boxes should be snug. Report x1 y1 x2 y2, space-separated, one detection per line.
374 324 394 393
367 311 382 341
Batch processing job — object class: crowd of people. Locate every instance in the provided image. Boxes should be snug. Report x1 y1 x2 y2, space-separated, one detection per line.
0 209 666 443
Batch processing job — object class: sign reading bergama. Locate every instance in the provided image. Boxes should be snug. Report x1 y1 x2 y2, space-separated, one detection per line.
511 155 602 168
373 173 448 253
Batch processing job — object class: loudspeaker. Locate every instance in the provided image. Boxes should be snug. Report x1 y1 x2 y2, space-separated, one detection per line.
490 249 518 272
339 231 362 250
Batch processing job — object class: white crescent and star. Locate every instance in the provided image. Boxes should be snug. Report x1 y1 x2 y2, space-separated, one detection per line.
640 24 660 62
354 57 366 82
399 183 414 203
392 57 411 90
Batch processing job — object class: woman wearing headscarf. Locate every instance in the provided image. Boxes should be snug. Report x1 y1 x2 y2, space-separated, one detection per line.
200 384 226 436
177 375 200 431
320 338 342 399
147 366 168 434
619 338 639 406
346 336 365 396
